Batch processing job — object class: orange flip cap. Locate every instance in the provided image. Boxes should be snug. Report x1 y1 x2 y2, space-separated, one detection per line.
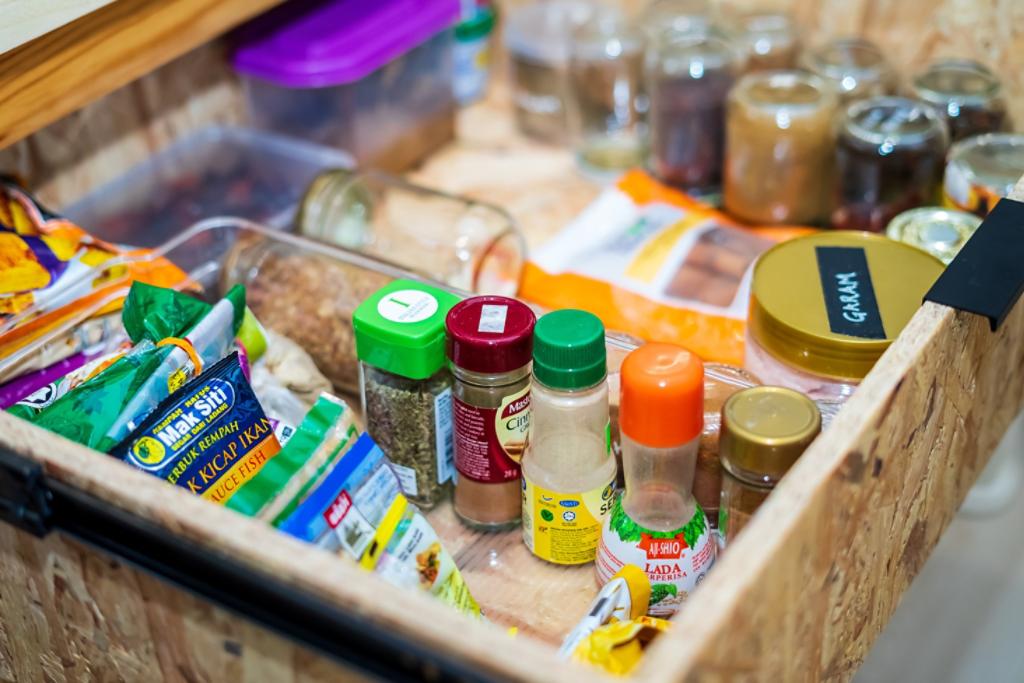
620 343 704 448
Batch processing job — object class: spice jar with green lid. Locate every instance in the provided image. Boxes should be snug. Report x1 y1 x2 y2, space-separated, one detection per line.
745 231 944 401
521 309 617 565
353 279 461 509
718 386 820 545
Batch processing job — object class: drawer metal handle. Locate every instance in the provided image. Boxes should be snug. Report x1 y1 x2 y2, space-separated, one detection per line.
925 198 1024 331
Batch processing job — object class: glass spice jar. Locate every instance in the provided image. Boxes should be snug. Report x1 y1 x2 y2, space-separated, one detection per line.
730 10 799 72
800 37 895 104
641 0 711 39
505 0 596 143
521 310 617 565
567 9 647 176
831 96 949 232
718 386 821 545
911 59 1008 143
353 279 461 510
646 29 743 194
723 70 838 225
446 296 536 531
943 133 1024 217
746 231 944 401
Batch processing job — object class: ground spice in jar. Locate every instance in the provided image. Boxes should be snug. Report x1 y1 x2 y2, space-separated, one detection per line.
224 236 392 394
718 386 820 545
354 280 461 509
446 296 536 531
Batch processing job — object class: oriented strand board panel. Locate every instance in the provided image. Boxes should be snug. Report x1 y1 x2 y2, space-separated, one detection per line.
0 524 373 683
0 0 115 54
0 0 284 148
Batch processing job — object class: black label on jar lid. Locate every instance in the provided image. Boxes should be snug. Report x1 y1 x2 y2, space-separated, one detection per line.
815 246 886 339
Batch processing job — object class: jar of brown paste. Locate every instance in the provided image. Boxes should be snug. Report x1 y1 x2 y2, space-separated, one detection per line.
723 70 838 225
446 296 536 531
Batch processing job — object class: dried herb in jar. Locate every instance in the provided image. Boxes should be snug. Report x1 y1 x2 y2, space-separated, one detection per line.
354 280 461 509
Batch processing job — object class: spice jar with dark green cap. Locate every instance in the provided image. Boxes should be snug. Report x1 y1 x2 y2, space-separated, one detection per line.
521 309 617 565
353 279 461 509
718 386 821 545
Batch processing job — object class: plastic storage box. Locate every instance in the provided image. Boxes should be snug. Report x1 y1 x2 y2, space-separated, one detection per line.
63 126 353 248
232 0 459 172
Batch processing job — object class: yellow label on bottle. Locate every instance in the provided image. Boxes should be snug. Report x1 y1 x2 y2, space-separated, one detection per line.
522 476 616 565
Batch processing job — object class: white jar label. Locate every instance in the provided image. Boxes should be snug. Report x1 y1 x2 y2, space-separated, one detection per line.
596 496 716 617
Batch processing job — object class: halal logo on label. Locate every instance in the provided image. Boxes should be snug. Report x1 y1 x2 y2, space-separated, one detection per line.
378 290 439 324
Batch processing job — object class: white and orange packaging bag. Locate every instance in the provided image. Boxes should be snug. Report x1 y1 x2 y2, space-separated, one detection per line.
519 171 813 365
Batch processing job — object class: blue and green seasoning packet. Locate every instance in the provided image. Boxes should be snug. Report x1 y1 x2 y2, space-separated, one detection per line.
110 352 281 504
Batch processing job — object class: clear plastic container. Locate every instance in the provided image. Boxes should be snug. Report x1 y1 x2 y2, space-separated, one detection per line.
567 9 646 176
63 127 354 247
747 231 945 401
800 38 895 104
232 0 458 172
298 169 526 296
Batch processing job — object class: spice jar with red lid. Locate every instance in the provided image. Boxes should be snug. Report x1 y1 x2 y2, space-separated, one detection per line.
446 296 537 530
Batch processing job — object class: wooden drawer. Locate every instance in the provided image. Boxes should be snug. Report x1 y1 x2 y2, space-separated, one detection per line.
1 1 1023 681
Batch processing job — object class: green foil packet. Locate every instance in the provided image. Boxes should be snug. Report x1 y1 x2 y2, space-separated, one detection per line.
10 282 245 452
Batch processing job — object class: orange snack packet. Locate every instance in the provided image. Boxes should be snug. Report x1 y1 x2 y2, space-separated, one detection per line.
519 171 814 365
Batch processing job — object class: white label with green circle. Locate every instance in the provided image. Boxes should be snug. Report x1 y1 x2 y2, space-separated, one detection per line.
377 290 439 323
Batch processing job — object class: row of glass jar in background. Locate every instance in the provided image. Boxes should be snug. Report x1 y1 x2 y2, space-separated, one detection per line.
505 0 1022 231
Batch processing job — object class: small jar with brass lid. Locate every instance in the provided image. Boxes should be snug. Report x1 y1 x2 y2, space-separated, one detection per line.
718 386 821 545
745 232 945 401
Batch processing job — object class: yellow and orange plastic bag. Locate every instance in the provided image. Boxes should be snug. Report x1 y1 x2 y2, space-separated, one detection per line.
520 171 813 365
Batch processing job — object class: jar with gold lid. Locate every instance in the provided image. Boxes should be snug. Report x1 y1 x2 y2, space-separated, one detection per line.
718 386 821 544
745 231 945 401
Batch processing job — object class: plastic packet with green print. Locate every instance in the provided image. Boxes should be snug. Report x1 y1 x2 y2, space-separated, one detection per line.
10 281 245 452
226 392 360 522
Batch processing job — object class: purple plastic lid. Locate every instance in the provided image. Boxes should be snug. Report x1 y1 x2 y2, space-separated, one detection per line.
232 0 459 88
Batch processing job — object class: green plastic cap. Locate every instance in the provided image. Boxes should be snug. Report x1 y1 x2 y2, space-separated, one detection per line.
533 309 607 390
353 279 461 380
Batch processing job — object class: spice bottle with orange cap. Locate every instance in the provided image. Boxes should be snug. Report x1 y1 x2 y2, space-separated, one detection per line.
521 310 617 565
595 343 716 618
447 295 537 531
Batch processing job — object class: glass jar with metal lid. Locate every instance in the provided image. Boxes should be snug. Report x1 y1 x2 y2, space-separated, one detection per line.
911 59 1008 143
800 38 895 104
943 133 1024 217
831 96 949 232
885 207 981 264
718 386 821 544
745 231 945 401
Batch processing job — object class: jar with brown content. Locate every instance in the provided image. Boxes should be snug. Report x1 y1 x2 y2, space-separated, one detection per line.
718 386 820 545
911 59 1008 143
830 96 948 232
723 70 838 225
446 296 536 531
